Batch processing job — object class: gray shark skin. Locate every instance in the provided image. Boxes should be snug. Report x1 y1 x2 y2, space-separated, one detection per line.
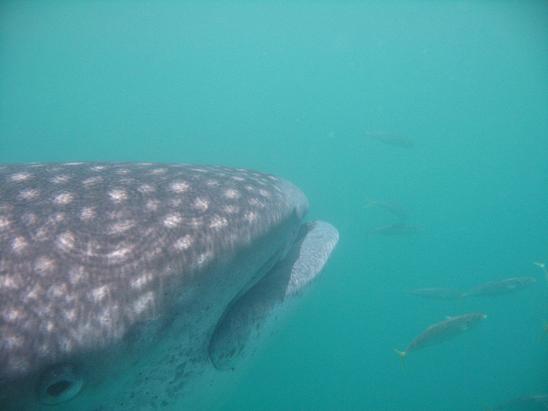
0 162 339 410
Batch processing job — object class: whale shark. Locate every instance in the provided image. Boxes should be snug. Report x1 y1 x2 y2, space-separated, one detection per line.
0 162 338 410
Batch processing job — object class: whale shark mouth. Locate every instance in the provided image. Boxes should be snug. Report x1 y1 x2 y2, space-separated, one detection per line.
208 221 338 370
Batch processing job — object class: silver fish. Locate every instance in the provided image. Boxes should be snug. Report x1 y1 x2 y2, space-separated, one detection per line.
395 313 487 359
492 394 548 411
369 222 420 236
364 132 415 148
533 262 548 284
364 200 408 220
462 277 537 297
0 162 339 410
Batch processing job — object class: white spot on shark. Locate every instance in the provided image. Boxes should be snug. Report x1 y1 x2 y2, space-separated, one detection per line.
82 176 103 186
196 251 213 267
107 246 133 262
0 216 11 231
170 181 189 193
4 333 24 349
138 184 155 194
193 197 209 212
68 266 86 285
18 189 40 201
56 231 76 251
164 213 182 228
47 283 68 299
223 205 239 214
108 220 135 235
50 175 71 184
0 275 20 290
244 211 257 223
132 292 154 316
258 189 271 198
80 207 96 221
91 285 109 303
130 273 153 290
209 215 228 230
21 212 38 226
149 168 167 175
108 189 128 203
174 235 193 251
53 192 74 205
34 257 56 275
224 189 240 199
146 199 160 211
23 284 43 302
11 237 28 254
9 172 32 182
3 308 25 323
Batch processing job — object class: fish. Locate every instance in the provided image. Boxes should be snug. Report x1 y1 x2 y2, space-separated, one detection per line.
533 262 548 283
462 277 537 297
0 162 339 410
394 313 487 359
491 394 548 411
364 132 415 148
407 287 463 300
369 222 420 236
364 200 408 220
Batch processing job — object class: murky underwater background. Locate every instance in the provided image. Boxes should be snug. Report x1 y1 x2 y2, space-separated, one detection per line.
1 1 547 410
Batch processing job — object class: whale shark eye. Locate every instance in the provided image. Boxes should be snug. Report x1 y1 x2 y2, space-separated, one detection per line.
37 363 84 405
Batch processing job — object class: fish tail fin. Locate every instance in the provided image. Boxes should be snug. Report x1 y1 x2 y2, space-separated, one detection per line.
534 321 548 342
533 261 546 274
394 349 407 369
534 262 548 283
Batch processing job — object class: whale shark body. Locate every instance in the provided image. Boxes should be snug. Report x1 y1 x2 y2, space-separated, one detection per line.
0 162 338 410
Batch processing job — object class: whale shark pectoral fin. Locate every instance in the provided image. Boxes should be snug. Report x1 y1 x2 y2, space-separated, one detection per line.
208 221 339 370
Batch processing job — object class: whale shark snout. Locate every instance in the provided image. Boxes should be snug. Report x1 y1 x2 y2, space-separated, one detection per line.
0 162 338 410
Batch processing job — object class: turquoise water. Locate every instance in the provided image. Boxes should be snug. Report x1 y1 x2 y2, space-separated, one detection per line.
1 1 547 410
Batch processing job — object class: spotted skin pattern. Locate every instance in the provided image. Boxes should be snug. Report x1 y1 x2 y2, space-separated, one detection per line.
0 162 309 410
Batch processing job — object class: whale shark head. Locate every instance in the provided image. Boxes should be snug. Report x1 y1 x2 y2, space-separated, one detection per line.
0 162 338 410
